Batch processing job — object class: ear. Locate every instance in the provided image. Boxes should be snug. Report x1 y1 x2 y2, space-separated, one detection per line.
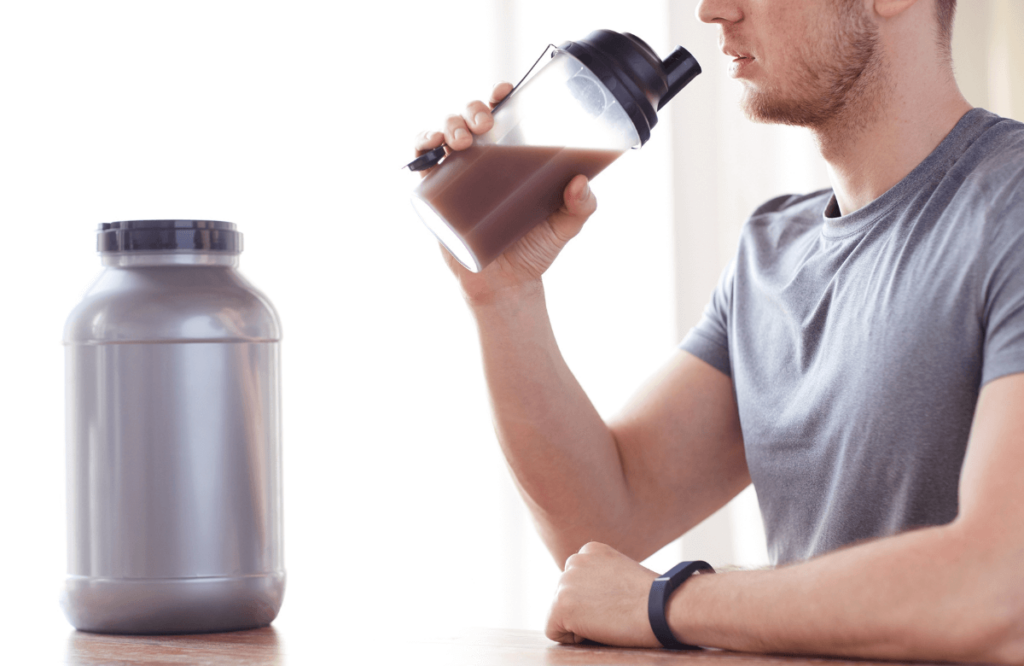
873 0 920 19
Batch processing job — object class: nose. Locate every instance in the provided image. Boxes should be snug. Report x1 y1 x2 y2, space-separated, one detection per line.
696 0 744 24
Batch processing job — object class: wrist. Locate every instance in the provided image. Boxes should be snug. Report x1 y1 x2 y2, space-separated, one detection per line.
462 277 545 312
664 565 716 649
649 561 715 649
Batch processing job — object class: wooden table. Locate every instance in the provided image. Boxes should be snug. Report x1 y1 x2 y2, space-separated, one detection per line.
64 626 956 665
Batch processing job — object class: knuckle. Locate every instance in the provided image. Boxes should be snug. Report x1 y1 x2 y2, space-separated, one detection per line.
489 84 513 106
551 584 573 612
415 130 440 148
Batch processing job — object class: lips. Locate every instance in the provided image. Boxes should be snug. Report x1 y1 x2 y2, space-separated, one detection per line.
723 48 754 61
725 49 756 79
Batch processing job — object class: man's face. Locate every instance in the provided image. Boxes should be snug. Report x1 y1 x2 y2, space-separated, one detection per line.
696 0 884 129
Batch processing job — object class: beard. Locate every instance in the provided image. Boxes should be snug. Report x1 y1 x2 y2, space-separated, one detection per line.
742 0 887 130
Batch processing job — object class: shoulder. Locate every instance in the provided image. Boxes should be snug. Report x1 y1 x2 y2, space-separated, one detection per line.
935 113 1024 302
951 110 1024 212
957 109 1024 159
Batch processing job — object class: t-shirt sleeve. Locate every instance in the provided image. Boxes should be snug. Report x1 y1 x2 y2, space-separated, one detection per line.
680 259 735 377
981 183 1024 386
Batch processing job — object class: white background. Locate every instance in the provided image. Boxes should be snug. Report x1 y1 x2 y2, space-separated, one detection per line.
0 1 1019 660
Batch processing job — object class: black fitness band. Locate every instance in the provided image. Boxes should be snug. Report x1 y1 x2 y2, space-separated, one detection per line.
648 560 715 650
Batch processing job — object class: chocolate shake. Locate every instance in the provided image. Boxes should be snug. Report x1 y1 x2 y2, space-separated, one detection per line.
414 143 622 269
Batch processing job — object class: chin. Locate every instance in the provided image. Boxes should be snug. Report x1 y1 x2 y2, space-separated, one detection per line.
739 89 789 125
740 88 825 128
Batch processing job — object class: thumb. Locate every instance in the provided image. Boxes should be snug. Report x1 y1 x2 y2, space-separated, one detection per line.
548 175 598 244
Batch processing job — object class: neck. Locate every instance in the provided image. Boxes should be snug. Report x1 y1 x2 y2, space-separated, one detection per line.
814 11 972 216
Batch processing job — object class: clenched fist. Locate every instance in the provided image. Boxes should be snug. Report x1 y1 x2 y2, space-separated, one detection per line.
545 542 662 648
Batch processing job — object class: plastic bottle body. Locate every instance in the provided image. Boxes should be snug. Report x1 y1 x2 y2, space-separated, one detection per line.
412 49 640 272
62 249 284 634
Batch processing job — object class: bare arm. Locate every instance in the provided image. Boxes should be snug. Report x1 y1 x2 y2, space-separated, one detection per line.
415 86 748 567
474 289 748 567
546 373 1024 663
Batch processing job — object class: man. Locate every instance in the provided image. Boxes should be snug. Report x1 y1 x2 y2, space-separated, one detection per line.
413 0 1024 661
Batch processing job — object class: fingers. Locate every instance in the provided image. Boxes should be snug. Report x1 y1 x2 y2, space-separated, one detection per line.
488 82 514 109
442 113 473 151
564 542 606 572
415 83 510 161
563 176 597 218
547 175 598 245
463 100 493 135
546 542 662 649
413 130 444 156
545 623 581 645
545 585 579 644
442 97 494 151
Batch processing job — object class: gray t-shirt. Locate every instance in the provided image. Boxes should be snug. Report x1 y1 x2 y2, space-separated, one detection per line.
681 108 1024 565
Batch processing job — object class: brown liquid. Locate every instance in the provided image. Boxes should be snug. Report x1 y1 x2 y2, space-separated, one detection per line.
414 143 622 269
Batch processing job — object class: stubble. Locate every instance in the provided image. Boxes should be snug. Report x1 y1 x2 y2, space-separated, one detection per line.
742 0 890 144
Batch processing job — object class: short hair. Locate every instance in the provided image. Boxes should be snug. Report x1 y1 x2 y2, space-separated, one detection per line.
936 0 957 51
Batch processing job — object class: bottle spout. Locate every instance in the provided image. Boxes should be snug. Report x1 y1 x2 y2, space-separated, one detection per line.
658 46 701 111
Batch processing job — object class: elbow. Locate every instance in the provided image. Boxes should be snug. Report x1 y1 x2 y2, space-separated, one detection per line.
932 587 1024 664
982 602 1024 665
542 525 636 572
550 543 578 572
965 622 1024 665
949 543 1024 663
534 503 638 571
535 524 591 572
927 521 1024 663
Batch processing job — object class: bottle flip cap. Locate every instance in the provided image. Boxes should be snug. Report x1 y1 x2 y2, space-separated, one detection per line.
405 30 700 171
559 30 700 146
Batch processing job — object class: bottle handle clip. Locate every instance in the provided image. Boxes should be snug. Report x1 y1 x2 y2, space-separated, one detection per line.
404 44 557 172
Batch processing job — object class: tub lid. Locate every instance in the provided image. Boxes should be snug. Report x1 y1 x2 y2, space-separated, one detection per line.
98 220 242 253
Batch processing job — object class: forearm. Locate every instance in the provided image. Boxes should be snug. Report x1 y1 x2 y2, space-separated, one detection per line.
670 520 1024 663
469 280 633 566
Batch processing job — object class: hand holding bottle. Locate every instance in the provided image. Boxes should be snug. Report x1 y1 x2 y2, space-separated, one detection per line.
413 83 599 306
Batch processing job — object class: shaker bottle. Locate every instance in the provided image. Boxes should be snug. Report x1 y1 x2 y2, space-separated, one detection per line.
61 220 285 634
408 29 700 272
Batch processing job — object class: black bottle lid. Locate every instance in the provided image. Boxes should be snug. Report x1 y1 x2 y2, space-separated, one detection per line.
559 30 701 145
97 220 243 253
404 30 700 171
